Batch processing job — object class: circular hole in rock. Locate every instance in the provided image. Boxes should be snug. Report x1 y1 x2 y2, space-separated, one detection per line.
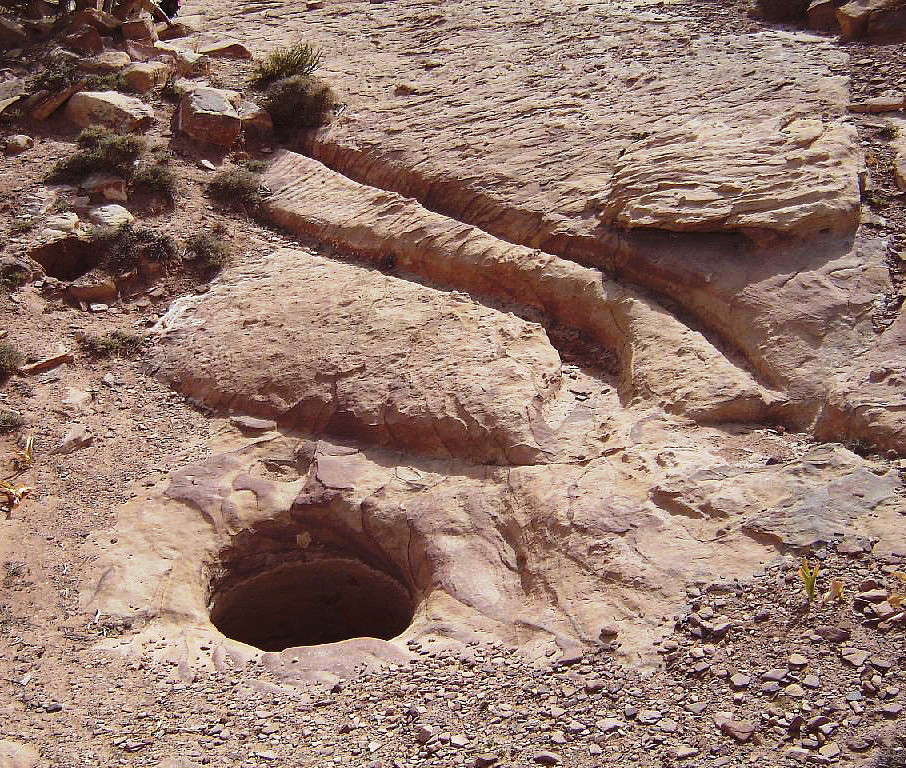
209 557 416 652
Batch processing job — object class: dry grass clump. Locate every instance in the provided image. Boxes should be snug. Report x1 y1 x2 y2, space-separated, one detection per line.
252 41 322 86
50 127 146 182
0 341 23 378
0 411 23 433
90 222 179 273
262 75 336 135
78 330 147 358
185 223 231 272
206 169 263 210
131 164 178 204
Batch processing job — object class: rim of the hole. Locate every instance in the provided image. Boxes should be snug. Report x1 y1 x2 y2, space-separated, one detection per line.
207 556 418 652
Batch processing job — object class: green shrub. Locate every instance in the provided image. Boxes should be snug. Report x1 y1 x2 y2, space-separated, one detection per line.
0 411 23 433
262 75 336 135
207 168 263 210
755 0 809 21
0 341 22 377
132 164 178 204
252 41 322 86
79 330 147 358
185 223 231 271
50 128 146 182
90 223 178 273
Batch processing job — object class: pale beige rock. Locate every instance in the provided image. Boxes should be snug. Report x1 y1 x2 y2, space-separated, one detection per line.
0 740 39 768
81 173 128 202
121 14 157 41
89 420 901 679
177 87 241 146
598 120 862 237
197 38 252 59
80 51 132 73
64 91 155 132
122 60 172 93
848 95 905 113
263 151 782 425
837 0 906 39
152 249 577 465
88 204 134 227
172 50 211 77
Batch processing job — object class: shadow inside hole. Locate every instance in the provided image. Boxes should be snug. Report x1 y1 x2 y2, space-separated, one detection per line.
209 557 415 652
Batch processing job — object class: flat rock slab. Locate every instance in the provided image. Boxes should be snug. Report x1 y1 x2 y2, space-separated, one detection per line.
153 249 569 465
177 87 241 146
64 90 155 132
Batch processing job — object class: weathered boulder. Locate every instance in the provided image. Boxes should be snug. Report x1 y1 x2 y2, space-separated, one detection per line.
80 50 132 73
67 270 118 303
156 14 204 39
31 81 84 121
62 23 104 54
64 90 155 132
177 87 241 146
238 99 273 146
807 0 846 30
81 173 128 202
837 0 906 39
121 60 172 93
121 14 158 42
153 249 575 465
0 17 28 48
68 7 120 33
3 135 33 154
87 203 134 228
172 50 211 77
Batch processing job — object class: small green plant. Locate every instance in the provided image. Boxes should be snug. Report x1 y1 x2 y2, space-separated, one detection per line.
241 158 268 173
0 261 29 292
262 75 336 135
798 557 820 602
185 223 231 272
50 127 146 182
78 330 147 358
31 57 79 92
83 72 125 91
131 164 178 204
207 168 263 210
252 41 322 86
90 222 179 273
0 341 22 377
0 411 23 433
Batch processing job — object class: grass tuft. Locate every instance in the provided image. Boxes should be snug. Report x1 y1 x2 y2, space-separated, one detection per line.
0 411 23 433
252 41 322 86
207 169 263 210
90 222 179 273
51 127 146 182
0 341 23 377
185 223 231 271
131 164 178 204
79 330 147 358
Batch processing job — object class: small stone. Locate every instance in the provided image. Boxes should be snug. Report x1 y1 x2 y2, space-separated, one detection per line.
716 713 755 743
675 745 699 759
473 754 498 768
785 684 806 698
450 735 469 748
881 703 903 718
842 648 869 667
596 718 623 734
803 675 821 689
730 673 750 690
815 625 850 643
4 135 33 154
229 415 277 432
818 743 840 759
637 709 662 725
532 752 562 766
762 667 788 682
789 653 809 667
